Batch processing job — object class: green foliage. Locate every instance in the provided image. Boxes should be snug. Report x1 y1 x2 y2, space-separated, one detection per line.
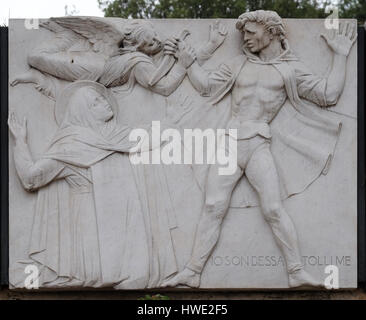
138 294 171 300
152 0 248 18
98 0 366 23
338 0 366 23
98 0 155 18
246 0 331 18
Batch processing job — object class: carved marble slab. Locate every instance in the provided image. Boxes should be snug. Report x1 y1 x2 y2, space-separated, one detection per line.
8 13 357 290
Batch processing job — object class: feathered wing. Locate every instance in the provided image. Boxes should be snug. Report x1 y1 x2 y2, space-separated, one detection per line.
49 16 125 58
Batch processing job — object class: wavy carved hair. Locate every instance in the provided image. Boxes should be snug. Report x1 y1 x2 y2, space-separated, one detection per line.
236 10 286 44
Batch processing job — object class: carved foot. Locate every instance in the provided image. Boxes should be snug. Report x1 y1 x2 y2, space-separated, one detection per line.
161 268 200 288
288 269 324 288
10 70 40 87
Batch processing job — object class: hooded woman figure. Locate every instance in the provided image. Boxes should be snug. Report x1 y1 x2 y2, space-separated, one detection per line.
9 81 189 288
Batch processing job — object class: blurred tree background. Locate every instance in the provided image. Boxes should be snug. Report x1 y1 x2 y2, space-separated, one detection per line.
97 0 365 24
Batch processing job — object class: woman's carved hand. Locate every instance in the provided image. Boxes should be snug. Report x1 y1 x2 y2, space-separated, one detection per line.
8 112 27 143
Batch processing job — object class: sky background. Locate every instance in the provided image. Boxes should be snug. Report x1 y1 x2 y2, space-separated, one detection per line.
1 0 104 25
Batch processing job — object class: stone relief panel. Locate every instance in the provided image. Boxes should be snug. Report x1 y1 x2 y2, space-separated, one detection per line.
8 11 358 289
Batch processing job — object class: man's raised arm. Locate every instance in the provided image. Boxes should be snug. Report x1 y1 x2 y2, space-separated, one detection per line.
296 22 357 107
321 22 357 106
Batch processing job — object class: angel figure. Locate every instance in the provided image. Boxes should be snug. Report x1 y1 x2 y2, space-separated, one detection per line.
11 17 228 100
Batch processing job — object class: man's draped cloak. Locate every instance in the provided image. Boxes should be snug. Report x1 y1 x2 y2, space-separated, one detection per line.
184 44 342 208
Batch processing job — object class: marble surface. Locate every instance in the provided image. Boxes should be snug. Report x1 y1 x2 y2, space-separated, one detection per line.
8 14 358 289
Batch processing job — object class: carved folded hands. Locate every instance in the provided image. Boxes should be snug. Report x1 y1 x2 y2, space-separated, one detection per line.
8 113 27 144
164 38 197 69
321 22 357 57
163 21 228 69
176 44 197 69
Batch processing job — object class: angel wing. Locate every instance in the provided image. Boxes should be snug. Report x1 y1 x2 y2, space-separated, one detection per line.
48 16 125 58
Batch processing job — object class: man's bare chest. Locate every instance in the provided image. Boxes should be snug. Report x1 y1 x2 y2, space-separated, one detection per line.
234 62 285 92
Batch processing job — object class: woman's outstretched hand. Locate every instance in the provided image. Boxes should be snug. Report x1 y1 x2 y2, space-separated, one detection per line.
8 112 27 143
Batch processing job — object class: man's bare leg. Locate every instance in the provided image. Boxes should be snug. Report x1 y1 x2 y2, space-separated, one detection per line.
162 140 323 288
161 163 243 288
245 145 323 288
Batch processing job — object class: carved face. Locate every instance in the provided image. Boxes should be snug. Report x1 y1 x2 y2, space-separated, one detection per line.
139 29 163 55
88 91 114 122
243 22 272 53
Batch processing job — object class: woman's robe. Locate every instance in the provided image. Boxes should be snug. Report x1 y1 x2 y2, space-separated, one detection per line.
10 115 180 288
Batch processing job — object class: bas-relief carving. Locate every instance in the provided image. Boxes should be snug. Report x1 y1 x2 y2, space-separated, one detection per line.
8 11 357 289
8 81 193 289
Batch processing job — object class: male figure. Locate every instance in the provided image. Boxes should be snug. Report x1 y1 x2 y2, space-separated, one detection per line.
164 10 356 288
